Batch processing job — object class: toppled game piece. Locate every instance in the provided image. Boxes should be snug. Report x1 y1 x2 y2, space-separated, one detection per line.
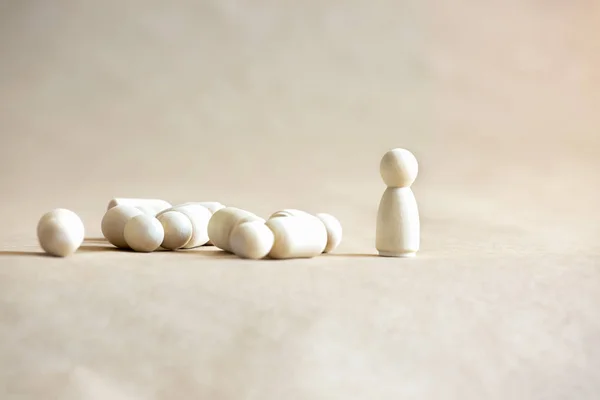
157 211 193 250
157 204 212 249
230 220 275 260
124 214 164 252
266 215 328 259
101 205 143 249
208 207 265 253
37 208 84 257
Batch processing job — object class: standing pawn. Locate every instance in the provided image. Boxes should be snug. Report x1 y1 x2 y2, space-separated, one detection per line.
376 148 420 257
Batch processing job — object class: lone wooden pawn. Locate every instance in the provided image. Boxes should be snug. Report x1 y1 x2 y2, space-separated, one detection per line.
376 148 420 257
37 209 85 257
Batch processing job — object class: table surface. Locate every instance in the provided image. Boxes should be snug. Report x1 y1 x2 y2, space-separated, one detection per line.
1 1 599 399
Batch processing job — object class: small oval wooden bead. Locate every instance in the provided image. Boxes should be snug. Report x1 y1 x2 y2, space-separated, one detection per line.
157 204 212 248
157 211 193 250
101 205 143 248
107 198 172 215
266 216 327 259
207 207 264 253
315 213 343 253
230 221 274 259
37 209 85 257
124 214 164 252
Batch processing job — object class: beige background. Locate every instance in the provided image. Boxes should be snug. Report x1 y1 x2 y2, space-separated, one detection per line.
1 0 599 399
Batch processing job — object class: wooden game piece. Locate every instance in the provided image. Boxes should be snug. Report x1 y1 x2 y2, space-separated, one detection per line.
101 205 143 248
269 209 343 253
230 221 275 259
266 216 328 259
157 204 211 249
176 202 225 245
315 213 343 253
124 214 164 252
107 198 172 215
37 209 84 257
157 211 193 250
207 207 264 253
376 148 420 257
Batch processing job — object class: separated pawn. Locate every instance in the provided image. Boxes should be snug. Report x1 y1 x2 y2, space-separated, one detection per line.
376 148 420 257
37 209 85 257
156 204 212 248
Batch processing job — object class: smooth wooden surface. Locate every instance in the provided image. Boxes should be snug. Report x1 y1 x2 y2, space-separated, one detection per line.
1 0 599 399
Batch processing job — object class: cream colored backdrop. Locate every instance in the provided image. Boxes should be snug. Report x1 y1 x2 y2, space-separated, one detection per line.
0 1 599 399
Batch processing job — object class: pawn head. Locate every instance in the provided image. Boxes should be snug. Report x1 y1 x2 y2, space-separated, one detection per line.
380 148 418 187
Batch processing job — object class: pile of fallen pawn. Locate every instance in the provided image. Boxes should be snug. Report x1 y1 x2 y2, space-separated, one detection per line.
36 198 342 259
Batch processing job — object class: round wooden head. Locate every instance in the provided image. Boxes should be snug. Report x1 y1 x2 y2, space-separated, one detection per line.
380 148 418 188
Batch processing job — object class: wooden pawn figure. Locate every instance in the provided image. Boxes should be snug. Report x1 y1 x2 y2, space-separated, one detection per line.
376 148 420 257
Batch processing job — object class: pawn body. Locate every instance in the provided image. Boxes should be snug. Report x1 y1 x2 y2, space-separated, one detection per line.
230 221 274 259
37 209 85 257
376 188 420 257
102 205 143 248
124 214 164 252
157 211 193 250
376 148 420 257
157 204 212 248
266 216 327 259
269 209 342 253
178 202 226 245
208 207 264 253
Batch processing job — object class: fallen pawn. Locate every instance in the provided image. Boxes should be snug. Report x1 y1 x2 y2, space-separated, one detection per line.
37 208 85 257
228 209 343 260
157 211 193 250
230 220 274 260
124 214 164 252
156 203 212 249
101 205 143 249
208 207 265 253
268 209 342 254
